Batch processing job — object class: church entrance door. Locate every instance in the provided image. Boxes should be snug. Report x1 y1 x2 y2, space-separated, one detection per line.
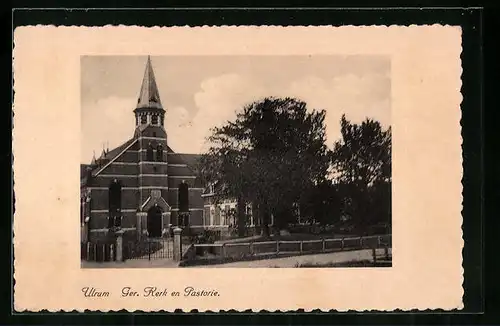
147 206 162 238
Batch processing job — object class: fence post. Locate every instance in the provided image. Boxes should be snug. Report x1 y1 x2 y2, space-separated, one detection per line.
341 238 345 251
276 241 280 255
384 247 389 260
87 242 91 261
299 241 303 254
377 236 381 247
173 227 182 261
222 244 227 258
115 230 124 262
322 238 325 253
93 243 97 261
372 248 377 264
110 244 115 261
249 242 254 256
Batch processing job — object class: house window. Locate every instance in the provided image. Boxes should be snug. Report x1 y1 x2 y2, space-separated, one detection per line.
108 180 122 228
151 115 158 125
220 209 225 226
224 205 231 226
141 115 147 124
203 208 210 226
214 207 221 226
160 115 164 126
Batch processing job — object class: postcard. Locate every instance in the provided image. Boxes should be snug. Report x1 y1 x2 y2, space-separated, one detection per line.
13 25 463 311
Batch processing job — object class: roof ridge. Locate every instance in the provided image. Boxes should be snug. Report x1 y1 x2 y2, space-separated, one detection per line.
93 138 138 177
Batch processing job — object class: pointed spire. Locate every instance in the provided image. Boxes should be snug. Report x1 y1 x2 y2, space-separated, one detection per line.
100 143 106 159
137 56 163 110
91 151 97 165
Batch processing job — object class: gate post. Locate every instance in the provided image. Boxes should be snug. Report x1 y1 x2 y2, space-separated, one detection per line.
115 229 125 262
173 227 182 261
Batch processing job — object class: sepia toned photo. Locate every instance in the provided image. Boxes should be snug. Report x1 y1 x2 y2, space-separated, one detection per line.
80 55 392 269
14 25 463 311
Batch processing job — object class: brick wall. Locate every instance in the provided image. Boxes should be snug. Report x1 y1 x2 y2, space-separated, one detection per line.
101 164 138 175
168 177 197 188
167 189 204 208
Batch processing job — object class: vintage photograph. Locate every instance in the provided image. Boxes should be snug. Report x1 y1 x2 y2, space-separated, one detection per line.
80 55 392 268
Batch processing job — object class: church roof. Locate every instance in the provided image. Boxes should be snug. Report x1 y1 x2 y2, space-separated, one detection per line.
80 139 203 182
136 56 163 110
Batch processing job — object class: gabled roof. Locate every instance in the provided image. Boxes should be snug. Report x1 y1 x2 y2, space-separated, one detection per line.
103 138 136 161
136 56 163 110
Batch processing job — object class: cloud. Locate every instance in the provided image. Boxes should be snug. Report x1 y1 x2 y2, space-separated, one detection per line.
284 73 391 145
179 73 391 152
82 73 391 162
81 96 136 163
168 74 268 153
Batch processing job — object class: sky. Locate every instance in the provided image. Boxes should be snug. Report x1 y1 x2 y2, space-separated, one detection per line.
81 55 391 163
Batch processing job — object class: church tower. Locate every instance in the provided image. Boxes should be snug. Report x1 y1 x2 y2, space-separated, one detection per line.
134 56 171 238
81 55 204 244
134 56 167 139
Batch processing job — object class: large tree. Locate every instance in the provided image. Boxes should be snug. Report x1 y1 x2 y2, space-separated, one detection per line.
331 115 392 233
200 97 330 237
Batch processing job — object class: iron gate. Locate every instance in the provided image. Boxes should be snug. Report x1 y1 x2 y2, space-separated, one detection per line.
123 238 173 260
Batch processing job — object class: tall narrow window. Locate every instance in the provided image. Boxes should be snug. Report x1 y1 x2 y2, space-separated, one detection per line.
151 114 158 125
141 115 147 124
160 115 164 126
156 144 163 162
178 181 189 213
146 143 154 161
108 179 122 228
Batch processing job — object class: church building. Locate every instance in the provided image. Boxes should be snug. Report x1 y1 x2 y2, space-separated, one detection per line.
80 57 205 242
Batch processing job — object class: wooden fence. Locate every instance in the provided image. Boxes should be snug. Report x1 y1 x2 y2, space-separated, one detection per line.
191 234 392 260
81 242 116 262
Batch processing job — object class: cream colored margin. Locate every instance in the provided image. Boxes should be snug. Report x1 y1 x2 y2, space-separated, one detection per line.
13 25 463 312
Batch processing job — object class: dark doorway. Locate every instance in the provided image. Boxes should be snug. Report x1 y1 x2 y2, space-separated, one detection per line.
147 206 162 238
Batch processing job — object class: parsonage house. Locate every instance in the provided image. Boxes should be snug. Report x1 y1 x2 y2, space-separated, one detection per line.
80 57 273 243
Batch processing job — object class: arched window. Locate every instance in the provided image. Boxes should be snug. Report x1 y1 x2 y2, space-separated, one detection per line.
156 144 163 162
146 143 154 161
178 181 189 213
151 114 158 125
108 179 122 228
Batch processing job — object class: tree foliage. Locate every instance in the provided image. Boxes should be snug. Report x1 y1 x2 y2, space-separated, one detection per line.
331 115 392 232
200 97 330 236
